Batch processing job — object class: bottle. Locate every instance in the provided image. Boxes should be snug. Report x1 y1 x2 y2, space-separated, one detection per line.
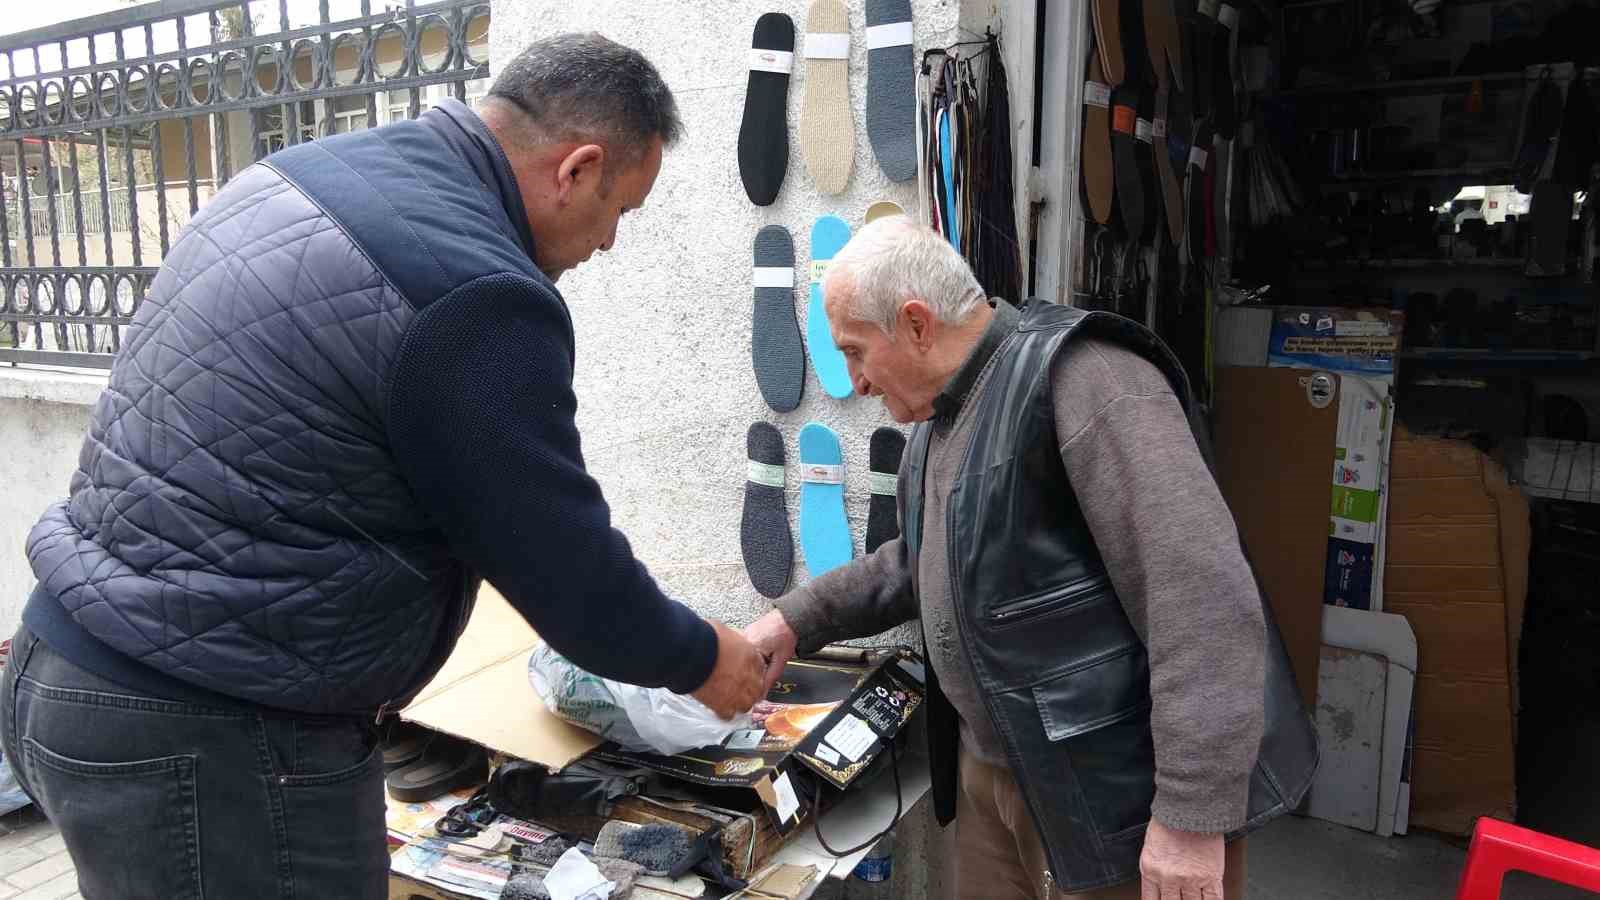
846 830 894 899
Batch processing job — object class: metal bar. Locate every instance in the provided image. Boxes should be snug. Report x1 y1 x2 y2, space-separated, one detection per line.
0 348 116 369
185 115 200 214
177 17 201 215
208 10 232 187
0 313 136 326
0 266 159 276
279 0 299 148
122 127 143 265
6 71 490 141
406 2 420 118
15 141 38 267
40 141 62 266
96 133 116 261
68 134 89 263
149 123 171 255
361 0 377 128
91 35 115 268
0 0 243 55
0 0 472 59
0 6 482 90
0 150 12 268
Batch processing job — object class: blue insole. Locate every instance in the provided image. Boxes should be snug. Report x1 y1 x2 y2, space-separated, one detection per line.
807 215 855 400
797 421 853 576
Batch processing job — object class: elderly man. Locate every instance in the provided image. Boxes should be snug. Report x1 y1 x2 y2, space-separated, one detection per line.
3 33 765 899
746 218 1317 899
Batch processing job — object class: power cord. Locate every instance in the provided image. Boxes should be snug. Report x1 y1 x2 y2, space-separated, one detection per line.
810 739 903 858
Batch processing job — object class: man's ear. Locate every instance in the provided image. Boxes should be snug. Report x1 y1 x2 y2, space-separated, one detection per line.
555 144 606 205
900 299 939 351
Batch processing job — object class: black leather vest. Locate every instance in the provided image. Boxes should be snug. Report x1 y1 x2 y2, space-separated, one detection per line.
903 301 1319 892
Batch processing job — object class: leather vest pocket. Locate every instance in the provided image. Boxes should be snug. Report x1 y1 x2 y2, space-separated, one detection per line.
986 574 1111 629
1031 649 1156 838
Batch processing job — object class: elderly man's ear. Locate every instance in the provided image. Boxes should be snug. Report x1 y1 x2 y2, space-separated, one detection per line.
898 299 939 349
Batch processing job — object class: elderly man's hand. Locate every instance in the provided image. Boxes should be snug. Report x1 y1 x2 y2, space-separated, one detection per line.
1140 819 1226 899
742 609 798 693
689 620 768 719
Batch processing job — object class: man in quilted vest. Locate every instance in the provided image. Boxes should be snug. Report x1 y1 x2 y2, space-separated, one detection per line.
2 33 765 899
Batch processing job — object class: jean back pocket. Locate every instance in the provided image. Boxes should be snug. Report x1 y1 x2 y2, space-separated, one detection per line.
22 736 201 900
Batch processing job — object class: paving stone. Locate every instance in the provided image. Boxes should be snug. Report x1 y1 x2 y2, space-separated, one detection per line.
8 871 76 900
4 851 74 891
0 850 41 880
15 832 56 851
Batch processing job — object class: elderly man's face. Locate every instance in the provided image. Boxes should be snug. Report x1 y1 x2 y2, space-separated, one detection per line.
823 286 940 423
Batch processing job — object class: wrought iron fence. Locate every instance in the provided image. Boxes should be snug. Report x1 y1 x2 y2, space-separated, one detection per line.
0 0 491 368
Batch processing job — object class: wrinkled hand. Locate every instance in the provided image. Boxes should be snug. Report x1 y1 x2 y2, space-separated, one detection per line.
1140 819 1226 900
689 620 767 720
742 609 798 693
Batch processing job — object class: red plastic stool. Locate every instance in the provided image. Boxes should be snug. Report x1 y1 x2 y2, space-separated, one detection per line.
1455 817 1600 899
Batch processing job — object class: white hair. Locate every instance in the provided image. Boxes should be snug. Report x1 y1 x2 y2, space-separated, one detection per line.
824 215 986 333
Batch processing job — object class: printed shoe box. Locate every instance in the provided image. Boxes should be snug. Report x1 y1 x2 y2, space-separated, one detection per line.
401 585 927 876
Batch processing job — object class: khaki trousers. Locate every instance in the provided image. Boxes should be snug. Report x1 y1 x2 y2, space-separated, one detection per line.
950 747 1248 900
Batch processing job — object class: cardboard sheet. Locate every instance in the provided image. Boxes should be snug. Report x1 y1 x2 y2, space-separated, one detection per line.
1380 427 1525 835
1213 366 1341 712
402 586 601 771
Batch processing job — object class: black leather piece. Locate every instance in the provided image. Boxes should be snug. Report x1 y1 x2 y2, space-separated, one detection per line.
488 760 649 821
902 300 1319 891
1120 0 1156 87
1526 181 1573 278
1187 122 1214 264
1187 17 1212 118
1112 84 1147 242
1167 82 1193 171
1136 84 1161 244
1211 5 1236 138
1552 76 1598 189
1515 79 1563 195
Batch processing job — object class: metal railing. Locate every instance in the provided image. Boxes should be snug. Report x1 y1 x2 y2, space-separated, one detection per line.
0 0 491 368
5 180 217 237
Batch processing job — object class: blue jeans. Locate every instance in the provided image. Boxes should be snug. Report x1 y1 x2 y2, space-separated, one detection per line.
0 626 389 899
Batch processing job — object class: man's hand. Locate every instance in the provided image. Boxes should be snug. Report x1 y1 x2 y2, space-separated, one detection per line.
1139 819 1226 900
690 620 768 719
743 609 799 693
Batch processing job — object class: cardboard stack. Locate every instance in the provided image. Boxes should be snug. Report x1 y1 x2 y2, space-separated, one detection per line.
1382 426 1528 835
389 587 929 898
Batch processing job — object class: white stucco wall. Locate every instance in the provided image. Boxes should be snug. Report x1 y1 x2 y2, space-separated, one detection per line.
490 1 990 641
0 370 103 634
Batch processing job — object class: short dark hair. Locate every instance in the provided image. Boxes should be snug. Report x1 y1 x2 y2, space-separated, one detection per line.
488 33 682 166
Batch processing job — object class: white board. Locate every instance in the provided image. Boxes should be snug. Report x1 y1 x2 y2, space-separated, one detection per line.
1317 606 1418 837
1308 646 1388 832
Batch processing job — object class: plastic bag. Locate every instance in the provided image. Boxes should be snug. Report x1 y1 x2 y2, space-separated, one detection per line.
527 643 752 756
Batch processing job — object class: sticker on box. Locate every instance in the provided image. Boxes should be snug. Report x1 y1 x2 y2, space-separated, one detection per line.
823 714 878 762
772 772 800 823
725 729 766 750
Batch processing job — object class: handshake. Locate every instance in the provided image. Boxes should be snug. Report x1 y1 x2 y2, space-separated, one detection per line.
688 610 800 719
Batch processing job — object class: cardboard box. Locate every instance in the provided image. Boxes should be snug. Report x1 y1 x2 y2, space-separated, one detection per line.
594 651 925 836
1380 427 1528 835
401 587 926 879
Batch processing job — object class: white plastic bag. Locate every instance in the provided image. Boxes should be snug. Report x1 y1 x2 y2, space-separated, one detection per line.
527 643 752 756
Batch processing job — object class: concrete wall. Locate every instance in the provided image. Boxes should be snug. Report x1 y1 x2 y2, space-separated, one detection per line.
0 370 102 634
491 0 963 640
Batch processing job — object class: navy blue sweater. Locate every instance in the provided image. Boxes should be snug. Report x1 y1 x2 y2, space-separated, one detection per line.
25 100 716 712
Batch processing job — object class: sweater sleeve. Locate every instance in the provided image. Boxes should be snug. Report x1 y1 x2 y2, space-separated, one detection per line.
775 535 918 655
386 273 717 695
1051 340 1266 834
